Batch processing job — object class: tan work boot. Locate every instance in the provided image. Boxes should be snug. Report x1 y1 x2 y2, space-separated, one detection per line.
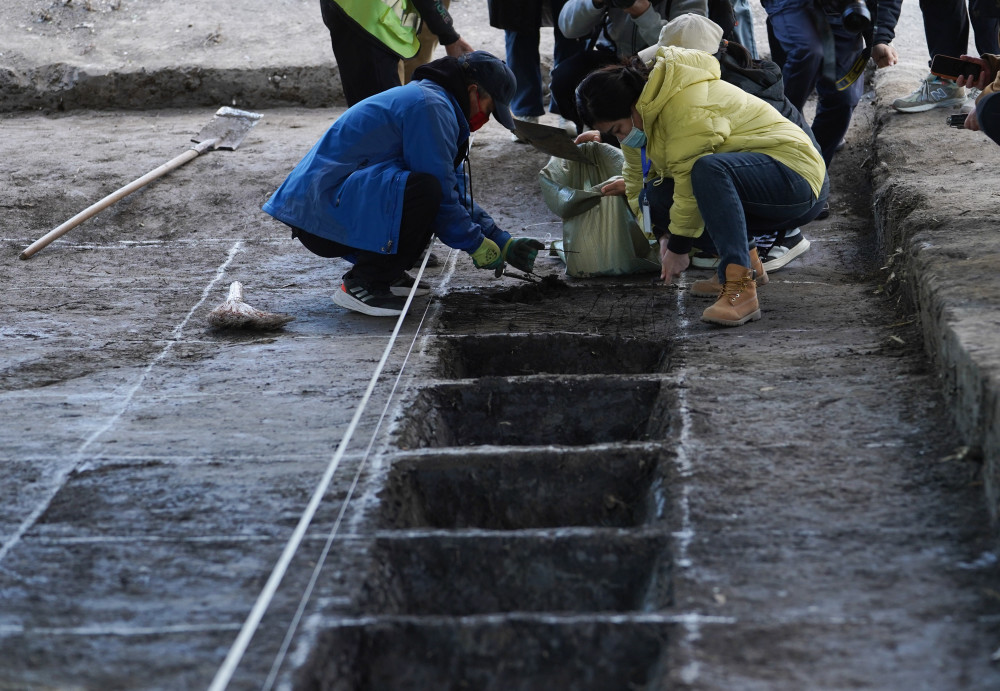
701 263 761 326
690 247 768 298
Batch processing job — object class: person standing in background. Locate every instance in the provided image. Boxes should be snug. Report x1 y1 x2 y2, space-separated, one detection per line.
321 0 473 107
403 0 453 82
892 0 1000 113
488 0 587 138
762 0 901 168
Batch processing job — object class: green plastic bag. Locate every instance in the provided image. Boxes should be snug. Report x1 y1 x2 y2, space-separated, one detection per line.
539 142 659 277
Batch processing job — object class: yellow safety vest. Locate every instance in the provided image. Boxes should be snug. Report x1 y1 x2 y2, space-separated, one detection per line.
332 0 422 59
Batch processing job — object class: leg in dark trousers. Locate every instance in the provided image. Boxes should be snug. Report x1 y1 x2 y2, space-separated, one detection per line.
549 48 618 132
293 173 442 287
971 0 1000 55
351 173 442 284
320 0 403 106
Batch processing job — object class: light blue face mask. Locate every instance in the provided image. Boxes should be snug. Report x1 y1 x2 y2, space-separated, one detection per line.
619 116 646 148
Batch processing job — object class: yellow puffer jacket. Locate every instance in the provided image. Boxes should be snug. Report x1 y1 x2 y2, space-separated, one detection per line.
623 46 826 240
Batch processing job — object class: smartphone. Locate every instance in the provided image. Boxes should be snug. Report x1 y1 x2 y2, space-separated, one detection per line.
931 54 982 81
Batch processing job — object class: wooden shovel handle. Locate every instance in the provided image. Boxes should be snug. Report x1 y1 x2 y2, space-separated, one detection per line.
19 139 216 260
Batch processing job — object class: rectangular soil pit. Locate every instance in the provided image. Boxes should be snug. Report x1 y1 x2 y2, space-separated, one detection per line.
435 333 668 377
397 378 669 448
296 618 673 691
379 447 668 530
434 285 676 340
361 533 672 615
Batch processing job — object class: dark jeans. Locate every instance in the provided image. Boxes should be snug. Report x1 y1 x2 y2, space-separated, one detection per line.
320 0 403 106
921 0 1000 62
650 153 827 279
644 164 829 257
765 9 863 166
504 0 587 117
293 173 442 285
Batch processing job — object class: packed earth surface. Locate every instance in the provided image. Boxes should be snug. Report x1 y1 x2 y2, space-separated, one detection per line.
2 0 1000 689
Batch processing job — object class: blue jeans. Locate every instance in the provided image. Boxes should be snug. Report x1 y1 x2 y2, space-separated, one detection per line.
764 3 864 166
504 2 586 117
690 153 826 280
730 0 759 59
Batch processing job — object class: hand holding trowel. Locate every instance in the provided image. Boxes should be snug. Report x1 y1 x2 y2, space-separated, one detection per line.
19 107 262 260
494 237 547 281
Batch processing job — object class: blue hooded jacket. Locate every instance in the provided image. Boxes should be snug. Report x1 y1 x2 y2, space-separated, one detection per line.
262 73 510 255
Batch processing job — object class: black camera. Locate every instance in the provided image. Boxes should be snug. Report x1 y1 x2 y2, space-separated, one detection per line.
820 0 872 34
841 0 871 33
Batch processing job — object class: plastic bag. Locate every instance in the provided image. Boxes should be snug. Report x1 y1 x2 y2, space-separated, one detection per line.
539 142 659 277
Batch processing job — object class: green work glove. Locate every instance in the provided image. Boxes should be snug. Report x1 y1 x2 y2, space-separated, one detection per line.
503 238 545 273
471 237 503 270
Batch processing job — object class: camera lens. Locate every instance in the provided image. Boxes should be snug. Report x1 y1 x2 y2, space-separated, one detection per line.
842 1 871 33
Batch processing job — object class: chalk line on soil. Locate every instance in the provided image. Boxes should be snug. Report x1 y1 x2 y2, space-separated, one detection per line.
0 240 245 566
209 248 445 691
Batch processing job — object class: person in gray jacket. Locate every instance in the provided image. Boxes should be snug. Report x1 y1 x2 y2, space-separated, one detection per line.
559 0 706 58
550 0 725 131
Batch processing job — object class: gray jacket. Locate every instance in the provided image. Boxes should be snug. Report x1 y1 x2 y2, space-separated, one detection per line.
558 0 709 58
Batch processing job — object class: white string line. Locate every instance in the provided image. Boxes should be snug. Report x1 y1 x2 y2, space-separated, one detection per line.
260 253 437 691
0 240 244 566
671 275 702 685
207 250 435 691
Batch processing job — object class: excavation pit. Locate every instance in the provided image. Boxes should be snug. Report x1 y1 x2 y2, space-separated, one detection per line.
397 378 669 448
435 333 668 377
360 533 672 615
378 447 667 530
297 618 672 690
435 286 675 338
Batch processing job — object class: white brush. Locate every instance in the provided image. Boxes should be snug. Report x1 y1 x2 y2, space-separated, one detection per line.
207 281 294 330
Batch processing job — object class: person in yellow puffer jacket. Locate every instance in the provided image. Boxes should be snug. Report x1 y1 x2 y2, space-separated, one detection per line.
574 45 828 327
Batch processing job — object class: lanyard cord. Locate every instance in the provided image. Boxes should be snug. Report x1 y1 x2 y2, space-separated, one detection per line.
462 138 474 213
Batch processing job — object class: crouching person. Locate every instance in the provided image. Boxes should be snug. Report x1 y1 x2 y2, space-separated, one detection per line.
263 51 544 317
574 47 828 326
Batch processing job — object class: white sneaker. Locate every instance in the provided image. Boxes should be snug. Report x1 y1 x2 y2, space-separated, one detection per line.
558 116 577 137
759 231 810 272
511 115 539 143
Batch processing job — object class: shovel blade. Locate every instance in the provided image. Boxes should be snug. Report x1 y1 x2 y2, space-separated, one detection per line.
192 106 263 150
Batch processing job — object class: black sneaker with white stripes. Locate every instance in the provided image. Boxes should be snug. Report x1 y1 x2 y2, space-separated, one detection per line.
332 275 406 317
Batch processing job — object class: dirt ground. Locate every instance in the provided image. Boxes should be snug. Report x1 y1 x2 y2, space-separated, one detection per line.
3 0 1000 689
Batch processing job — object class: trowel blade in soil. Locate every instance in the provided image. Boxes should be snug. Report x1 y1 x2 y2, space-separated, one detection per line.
191 107 263 150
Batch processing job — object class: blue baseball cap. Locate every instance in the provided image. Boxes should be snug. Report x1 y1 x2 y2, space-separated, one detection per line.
459 51 517 131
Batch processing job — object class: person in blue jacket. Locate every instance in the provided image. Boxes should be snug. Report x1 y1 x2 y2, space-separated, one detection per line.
263 51 544 317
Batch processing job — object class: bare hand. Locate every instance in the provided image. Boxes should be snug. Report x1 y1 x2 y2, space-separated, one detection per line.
600 177 626 196
660 246 689 285
955 55 991 90
965 108 980 131
575 130 602 144
871 43 898 69
445 38 474 58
